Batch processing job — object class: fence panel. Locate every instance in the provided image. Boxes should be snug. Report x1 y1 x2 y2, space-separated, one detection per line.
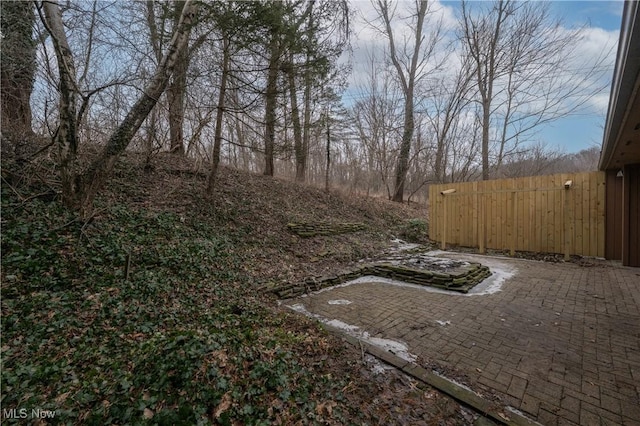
428 172 606 257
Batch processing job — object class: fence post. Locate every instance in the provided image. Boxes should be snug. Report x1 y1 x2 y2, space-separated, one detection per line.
563 180 573 260
442 195 446 250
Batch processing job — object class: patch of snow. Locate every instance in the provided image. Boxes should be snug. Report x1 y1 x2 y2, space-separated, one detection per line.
389 238 421 251
365 354 394 374
285 303 418 363
367 337 417 362
435 320 451 326
426 257 466 268
288 303 308 313
433 372 476 394
328 299 352 305
325 319 360 333
505 407 544 425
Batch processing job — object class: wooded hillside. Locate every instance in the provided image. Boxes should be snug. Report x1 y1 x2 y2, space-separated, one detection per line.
1 152 479 424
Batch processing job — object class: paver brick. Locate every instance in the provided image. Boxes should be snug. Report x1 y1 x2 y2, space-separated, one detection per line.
560 394 581 415
599 391 622 415
538 409 559 425
519 392 540 417
477 376 508 394
507 376 528 399
286 254 640 425
554 407 580 424
557 418 580 426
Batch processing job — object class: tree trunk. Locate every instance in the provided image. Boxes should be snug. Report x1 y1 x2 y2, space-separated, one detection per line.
41 1 79 206
296 4 315 183
263 34 279 176
231 88 248 170
286 59 305 182
0 0 36 146
324 115 330 192
392 98 414 202
481 98 491 180
167 0 189 155
206 36 230 194
301 58 312 182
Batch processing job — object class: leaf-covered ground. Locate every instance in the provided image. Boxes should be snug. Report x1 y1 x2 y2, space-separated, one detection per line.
1 153 471 425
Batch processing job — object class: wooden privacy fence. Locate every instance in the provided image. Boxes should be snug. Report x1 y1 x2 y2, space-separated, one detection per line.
429 172 606 258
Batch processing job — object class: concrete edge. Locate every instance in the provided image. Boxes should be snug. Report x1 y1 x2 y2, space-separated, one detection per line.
320 322 542 426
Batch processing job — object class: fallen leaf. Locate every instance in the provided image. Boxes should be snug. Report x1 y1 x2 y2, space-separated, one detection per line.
316 400 337 416
214 392 232 419
55 392 70 404
498 412 510 421
143 408 154 419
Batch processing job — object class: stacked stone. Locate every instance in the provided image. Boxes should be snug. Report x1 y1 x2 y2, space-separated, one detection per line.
368 263 490 293
287 222 366 237
268 262 491 298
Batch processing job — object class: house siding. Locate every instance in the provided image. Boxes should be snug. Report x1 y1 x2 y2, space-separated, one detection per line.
605 170 623 261
623 164 640 266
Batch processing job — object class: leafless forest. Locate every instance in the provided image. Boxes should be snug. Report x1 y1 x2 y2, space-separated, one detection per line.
1 0 612 211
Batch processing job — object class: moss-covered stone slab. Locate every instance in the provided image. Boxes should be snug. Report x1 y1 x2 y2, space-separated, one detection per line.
267 254 491 298
287 222 366 237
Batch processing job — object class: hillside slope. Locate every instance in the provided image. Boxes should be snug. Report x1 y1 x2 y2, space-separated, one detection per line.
1 153 470 425
106 153 430 285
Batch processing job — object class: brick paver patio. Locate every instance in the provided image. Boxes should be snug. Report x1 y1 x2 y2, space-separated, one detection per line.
287 253 640 425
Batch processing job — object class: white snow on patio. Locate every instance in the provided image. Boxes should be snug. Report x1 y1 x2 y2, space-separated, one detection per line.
328 299 352 305
288 303 417 363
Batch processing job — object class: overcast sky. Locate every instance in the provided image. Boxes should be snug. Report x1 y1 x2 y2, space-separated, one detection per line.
342 0 624 153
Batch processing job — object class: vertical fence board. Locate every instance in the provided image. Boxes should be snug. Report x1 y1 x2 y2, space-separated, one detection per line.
536 176 547 251
589 171 598 258
596 175 606 258
583 173 591 255
517 178 525 251
575 173 584 255
527 176 536 252
472 182 478 248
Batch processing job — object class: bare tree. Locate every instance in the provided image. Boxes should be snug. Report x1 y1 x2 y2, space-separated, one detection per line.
371 0 443 202
459 0 612 180
350 52 403 198
498 141 565 178
424 58 474 183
